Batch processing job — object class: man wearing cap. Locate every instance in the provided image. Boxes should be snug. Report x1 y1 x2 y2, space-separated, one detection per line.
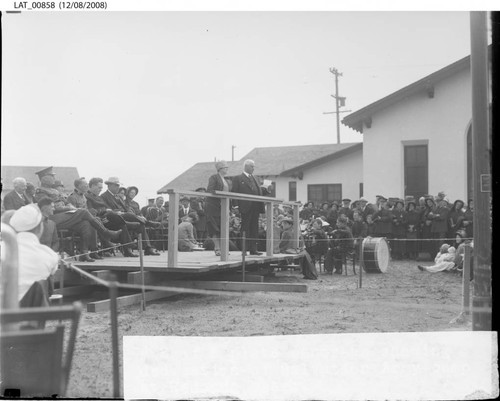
357 197 372 222
3 177 29 211
8 204 59 303
141 198 156 218
100 177 160 256
231 159 265 255
339 198 353 221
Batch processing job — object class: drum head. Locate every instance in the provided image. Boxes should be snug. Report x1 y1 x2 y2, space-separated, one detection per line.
375 238 390 273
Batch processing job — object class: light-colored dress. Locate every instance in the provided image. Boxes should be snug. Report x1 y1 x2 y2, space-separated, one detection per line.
178 221 197 252
423 251 456 273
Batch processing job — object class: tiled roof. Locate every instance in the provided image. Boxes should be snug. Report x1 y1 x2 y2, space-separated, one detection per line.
157 143 362 193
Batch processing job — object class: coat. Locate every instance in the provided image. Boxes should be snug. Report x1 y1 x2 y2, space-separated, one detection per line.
230 173 264 215
3 190 28 211
206 173 230 218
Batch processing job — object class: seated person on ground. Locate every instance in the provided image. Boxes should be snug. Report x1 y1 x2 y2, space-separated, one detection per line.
417 244 456 273
178 212 199 252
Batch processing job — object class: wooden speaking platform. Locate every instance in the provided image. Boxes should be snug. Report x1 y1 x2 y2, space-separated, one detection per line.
56 251 307 312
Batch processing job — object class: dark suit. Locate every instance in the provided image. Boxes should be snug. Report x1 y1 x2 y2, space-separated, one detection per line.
3 190 28 211
100 190 153 248
231 173 265 253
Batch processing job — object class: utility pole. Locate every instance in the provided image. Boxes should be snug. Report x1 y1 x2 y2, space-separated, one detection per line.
231 145 236 162
470 11 492 331
324 67 350 144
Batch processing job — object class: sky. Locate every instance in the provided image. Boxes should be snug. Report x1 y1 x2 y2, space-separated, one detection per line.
0 8 481 204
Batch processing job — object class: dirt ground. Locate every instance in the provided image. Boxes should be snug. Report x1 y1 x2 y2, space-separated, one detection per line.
65 258 472 398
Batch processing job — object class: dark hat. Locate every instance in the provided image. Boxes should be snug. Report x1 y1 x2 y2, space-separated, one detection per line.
406 200 417 209
53 180 64 188
126 186 139 196
395 199 405 207
378 196 387 202
118 186 127 194
148 198 155 202
375 195 384 199
195 187 206 192
180 195 190 202
35 166 55 179
342 198 351 202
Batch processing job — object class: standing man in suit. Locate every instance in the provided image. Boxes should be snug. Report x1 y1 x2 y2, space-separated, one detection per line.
231 159 265 255
3 177 29 210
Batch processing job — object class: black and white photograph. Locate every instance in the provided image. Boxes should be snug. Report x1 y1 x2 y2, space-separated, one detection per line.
0 2 496 399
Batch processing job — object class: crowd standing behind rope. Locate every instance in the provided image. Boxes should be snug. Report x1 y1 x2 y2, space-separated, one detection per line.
2 167 473 276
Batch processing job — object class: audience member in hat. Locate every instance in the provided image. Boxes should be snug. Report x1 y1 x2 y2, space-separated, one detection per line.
304 218 329 265
405 201 420 260
447 200 465 243
365 214 376 237
351 211 368 258
299 201 316 222
37 197 60 252
463 199 473 239
453 229 474 278
326 202 339 229
420 197 436 257
205 160 230 256
3 177 29 211
85 177 137 257
358 197 373 221
125 186 161 228
25 182 36 204
324 216 354 275
278 218 295 253
8 204 59 303
100 177 160 256
372 198 393 238
178 196 194 223
391 199 407 259
339 198 353 221
430 198 450 256
141 198 156 218
178 212 200 252
191 188 207 243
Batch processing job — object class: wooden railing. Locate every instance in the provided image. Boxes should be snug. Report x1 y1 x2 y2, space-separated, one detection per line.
166 189 301 267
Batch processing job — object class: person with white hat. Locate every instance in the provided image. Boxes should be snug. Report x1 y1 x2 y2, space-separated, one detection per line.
8 204 59 302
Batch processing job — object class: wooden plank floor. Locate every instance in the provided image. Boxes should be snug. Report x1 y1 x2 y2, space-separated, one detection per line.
73 251 303 274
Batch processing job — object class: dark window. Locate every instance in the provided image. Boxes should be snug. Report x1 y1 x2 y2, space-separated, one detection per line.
467 126 473 201
307 184 342 206
289 181 297 201
359 183 363 198
404 144 428 200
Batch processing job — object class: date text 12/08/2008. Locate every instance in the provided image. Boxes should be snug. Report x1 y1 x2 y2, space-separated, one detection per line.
13 1 107 9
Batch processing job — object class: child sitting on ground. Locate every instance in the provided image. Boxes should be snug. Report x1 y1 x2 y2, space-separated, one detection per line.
417 244 456 273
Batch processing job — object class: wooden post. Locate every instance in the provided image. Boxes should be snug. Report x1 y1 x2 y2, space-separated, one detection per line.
138 234 146 311
470 11 492 331
109 282 121 398
266 202 274 257
220 197 230 262
242 232 246 282
293 204 300 249
463 245 472 315
167 191 180 268
358 240 364 289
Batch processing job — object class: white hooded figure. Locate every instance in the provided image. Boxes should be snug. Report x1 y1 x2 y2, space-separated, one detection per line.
418 244 456 273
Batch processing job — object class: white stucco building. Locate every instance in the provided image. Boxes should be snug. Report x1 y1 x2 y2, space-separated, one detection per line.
342 53 481 203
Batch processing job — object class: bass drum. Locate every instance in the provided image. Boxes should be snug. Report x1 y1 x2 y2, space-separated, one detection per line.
361 237 390 273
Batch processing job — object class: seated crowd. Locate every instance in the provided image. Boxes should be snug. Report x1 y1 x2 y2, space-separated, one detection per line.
2 168 474 278
1 168 172 262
